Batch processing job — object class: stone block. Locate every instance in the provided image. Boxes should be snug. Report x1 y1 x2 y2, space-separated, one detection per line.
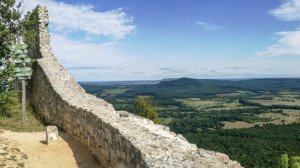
46 125 58 144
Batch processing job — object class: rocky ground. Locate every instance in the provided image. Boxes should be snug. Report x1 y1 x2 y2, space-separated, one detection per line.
0 129 101 168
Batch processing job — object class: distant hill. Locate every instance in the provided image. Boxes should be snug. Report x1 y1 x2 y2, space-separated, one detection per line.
78 80 160 86
113 77 300 98
80 77 300 99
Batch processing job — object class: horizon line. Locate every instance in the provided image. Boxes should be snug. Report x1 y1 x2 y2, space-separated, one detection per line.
77 77 300 82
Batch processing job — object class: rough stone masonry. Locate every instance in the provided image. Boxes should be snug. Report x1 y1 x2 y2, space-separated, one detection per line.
27 5 243 168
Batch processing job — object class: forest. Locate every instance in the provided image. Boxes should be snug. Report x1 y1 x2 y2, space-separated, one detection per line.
80 78 300 167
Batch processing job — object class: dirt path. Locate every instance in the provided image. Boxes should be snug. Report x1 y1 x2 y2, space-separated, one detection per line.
0 129 101 168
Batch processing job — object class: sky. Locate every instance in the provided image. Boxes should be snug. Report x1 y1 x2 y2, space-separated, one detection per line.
18 0 300 81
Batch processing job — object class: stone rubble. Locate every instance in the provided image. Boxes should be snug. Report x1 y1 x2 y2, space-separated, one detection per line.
27 5 243 168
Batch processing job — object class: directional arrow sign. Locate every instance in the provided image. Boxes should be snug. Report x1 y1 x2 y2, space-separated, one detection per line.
9 44 28 50
15 72 32 77
13 58 31 63
17 76 31 80
13 49 28 54
13 67 31 73
12 53 27 58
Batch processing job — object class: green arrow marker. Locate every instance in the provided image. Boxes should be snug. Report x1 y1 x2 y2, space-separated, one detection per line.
14 63 25 68
13 58 31 63
13 67 31 72
17 76 31 80
12 53 27 58
15 72 32 77
13 49 27 54
9 44 28 50
13 67 22 73
14 69 32 74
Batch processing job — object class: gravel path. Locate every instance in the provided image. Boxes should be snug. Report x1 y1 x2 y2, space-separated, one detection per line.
0 129 101 168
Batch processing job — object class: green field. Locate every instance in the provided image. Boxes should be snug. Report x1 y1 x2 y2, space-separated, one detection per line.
99 88 130 97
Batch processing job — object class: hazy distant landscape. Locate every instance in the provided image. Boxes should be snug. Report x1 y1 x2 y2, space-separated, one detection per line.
81 78 300 168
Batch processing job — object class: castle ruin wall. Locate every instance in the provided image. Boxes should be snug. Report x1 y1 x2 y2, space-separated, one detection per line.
27 5 242 168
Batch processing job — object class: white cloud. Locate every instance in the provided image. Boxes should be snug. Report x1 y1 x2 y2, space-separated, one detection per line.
20 0 136 39
258 0 300 57
15 0 140 80
15 0 300 80
50 34 131 67
269 0 300 21
196 21 223 31
256 31 300 57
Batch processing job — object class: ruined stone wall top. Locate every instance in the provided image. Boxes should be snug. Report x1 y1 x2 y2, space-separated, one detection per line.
28 5 243 168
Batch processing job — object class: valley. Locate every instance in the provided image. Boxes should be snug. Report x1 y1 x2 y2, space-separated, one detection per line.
81 78 300 168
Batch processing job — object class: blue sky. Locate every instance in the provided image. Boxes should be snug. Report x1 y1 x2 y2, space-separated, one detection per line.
21 0 300 81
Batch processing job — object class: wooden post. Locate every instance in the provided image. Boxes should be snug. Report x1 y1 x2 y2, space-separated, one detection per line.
22 80 26 128
17 36 21 44
17 37 26 128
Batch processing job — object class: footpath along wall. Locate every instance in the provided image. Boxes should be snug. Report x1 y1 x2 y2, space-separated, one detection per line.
27 5 242 168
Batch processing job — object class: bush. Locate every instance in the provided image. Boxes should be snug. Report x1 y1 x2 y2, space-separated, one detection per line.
134 96 160 124
0 90 18 117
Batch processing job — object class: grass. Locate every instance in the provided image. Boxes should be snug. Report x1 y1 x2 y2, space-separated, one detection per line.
279 91 300 95
222 121 254 129
0 136 27 168
21 154 28 160
11 148 20 152
100 88 130 97
223 99 242 107
176 97 243 112
0 153 8 156
17 163 24 167
217 91 256 97
203 106 257 112
223 109 300 129
247 92 300 106
175 98 221 110
249 97 300 106
0 99 45 132
7 155 17 161
160 118 173 125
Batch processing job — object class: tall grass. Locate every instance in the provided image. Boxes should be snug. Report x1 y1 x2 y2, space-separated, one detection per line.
0 97 45 132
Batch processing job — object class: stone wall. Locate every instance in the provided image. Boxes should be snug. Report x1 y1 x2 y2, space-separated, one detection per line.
27 5 242 168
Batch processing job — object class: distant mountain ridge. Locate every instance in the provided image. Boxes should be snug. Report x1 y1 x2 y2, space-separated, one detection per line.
81 77 300 99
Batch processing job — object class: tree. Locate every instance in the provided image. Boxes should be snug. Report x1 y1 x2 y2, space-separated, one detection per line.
291 156 300 168
281 154 289 168
134 96 160 124
0 0 22 116
0 91 17 117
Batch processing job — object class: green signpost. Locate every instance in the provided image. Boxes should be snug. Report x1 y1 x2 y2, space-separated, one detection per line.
10 43 32 128
11 44 32 80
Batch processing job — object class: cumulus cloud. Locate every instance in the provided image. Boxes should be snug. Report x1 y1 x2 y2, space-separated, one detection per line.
50 34 131 67
19 0 136 39
196 21 223 31
269 0 300 21
258 0 300 57
14 0 138 80
256 31 300 57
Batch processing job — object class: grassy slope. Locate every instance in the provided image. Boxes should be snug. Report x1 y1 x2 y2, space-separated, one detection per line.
0 100 45 132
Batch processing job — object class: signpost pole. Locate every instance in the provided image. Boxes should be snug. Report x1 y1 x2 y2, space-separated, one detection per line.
17 37 26 128
12 38 31 129
22 79 26 128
